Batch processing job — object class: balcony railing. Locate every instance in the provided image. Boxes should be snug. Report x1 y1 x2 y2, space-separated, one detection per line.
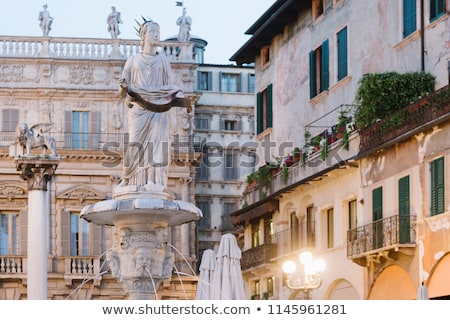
359 85 450 154
64 256 104 286
347 215 416 258
241 243 277 271
0 36 195 63
1 131 197 153
0 255 25 275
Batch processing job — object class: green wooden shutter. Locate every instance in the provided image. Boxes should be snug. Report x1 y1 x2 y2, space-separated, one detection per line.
309 50 317 99
266 84 273 129
372 187 383 221
372 186 383 249
321 39 329 91
398 175 411 243
430 157 445 216
337 27 348 81
256 92 263 134
399 176 410 216
403 0 417 37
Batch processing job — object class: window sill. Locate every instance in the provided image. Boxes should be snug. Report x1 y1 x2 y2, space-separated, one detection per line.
256 127 272 141
394 30 420 51
309 90 329 106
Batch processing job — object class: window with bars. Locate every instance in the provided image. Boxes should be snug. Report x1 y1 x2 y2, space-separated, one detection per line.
309 40 329 99
430 157 445 216
0 212 18 255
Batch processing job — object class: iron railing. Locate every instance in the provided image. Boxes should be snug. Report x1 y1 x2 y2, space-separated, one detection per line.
0 131 198 153
359 85 450 153
347 215 416 258
241 243 277 271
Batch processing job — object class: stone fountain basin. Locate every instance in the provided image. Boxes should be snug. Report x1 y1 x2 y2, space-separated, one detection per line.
80 197 202 227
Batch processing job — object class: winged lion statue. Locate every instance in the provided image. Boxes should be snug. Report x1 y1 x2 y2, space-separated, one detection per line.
15 123 58 157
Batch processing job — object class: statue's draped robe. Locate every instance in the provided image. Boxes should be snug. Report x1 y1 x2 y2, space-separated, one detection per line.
120 53 181 187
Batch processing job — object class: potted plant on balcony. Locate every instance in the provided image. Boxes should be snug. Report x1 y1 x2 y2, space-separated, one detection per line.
293 147 301 163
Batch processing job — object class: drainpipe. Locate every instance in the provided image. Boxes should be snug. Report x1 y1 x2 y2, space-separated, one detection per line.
420 0 425 71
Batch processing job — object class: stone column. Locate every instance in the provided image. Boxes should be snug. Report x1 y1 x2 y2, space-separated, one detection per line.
179 177 192 258
15 158 59 300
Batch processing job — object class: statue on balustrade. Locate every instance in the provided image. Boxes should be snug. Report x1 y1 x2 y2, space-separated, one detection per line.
107 6 123 39
38 4 53 37
176 7 192 42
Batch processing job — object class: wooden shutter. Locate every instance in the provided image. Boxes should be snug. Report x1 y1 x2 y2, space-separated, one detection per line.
399 175 410 216
398 175 411 243
403 0 417 37
19 209 28 255
64 110 73 147
89 111 101 149
309 50 317 98
256 92 263 134
61 210 70 256
430 157 445 216
337 27 348 81
321 39 329 91
266 84 273 129
2 108 19 131
372 187 383 221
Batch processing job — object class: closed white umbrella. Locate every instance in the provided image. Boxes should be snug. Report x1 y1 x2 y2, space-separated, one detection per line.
195 249 216 300
417 281 429 300
210 233 246 300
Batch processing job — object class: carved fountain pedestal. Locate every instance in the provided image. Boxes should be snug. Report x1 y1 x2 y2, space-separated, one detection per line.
81 185 201 300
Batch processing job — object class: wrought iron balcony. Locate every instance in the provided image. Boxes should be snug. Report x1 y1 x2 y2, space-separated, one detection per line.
0 131 197 154
347 215 416 263
241 242 277 271
359 85 450 154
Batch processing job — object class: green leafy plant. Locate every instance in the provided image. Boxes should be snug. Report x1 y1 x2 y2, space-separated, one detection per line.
354 71 435 128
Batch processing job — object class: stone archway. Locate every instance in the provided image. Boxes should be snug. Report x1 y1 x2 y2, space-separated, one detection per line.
325 278 360 299
428 253 450 299
369 265 416 299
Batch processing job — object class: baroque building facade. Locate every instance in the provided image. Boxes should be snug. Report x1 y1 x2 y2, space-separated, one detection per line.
0 29 255 298
231 0 450 300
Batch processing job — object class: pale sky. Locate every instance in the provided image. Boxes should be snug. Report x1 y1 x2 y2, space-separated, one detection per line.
0 0 276 64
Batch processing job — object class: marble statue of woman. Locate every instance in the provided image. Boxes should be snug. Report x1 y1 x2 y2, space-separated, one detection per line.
117 20 188 191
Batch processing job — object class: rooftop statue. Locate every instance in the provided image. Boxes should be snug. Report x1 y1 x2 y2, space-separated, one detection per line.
38 4 53 37
107 6 123 39
176 7 192 42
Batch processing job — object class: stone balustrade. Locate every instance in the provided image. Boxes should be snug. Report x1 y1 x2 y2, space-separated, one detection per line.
0 36 194 63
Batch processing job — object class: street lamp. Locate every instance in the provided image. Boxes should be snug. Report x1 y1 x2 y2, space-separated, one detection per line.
282 251 326 299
